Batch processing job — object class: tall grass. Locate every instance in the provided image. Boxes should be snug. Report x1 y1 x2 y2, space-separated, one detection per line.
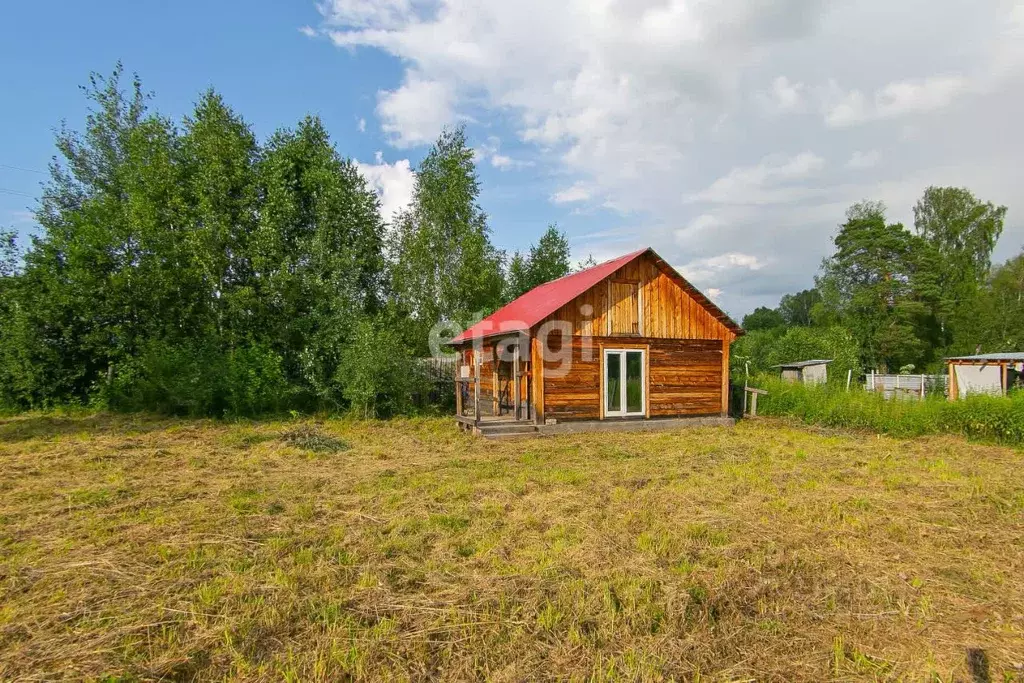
754 376 1024 445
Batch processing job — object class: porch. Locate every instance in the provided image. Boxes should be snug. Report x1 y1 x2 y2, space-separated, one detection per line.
454 333 536 436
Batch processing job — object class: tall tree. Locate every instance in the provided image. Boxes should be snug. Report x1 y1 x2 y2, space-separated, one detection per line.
816 202 935 372
978 251 1024 351
741 306 785 332
255 116 386 403
913 186 1007 352
503 225 572 301
778 288 821 327
391 126 504 346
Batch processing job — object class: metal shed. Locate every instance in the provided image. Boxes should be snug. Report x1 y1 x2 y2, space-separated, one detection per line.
773 359 832 385
946 353 1024 399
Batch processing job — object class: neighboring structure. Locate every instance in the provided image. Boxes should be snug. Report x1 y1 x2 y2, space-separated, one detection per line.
773 360 832 385
449 247 744 436
946 353 1024 400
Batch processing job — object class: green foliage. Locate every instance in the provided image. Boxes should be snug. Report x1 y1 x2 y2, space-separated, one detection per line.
0 66 467 417
0 229 17 278
503 225 572 301
108 340 288 417
913 187 1007 355
756 377 1024 444
778 288 820 327
732 326 860 384
338 318 428 418
741 306 785 332
977 252 1024 351
390 126 505 348
815 202 936 372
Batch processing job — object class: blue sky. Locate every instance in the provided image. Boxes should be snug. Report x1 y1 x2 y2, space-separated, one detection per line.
0 1 614 264
3 1 1023 319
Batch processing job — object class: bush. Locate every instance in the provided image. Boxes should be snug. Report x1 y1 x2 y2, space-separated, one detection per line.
109 340 288 417
732 326 860 384
754 376 1024 444
337 318 429 418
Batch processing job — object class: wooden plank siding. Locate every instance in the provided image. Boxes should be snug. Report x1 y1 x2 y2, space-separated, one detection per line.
544 252 734 341
542 336 724 421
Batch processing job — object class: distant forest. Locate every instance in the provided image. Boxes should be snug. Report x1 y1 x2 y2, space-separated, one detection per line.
1 65 1020 417
732 191 1020 382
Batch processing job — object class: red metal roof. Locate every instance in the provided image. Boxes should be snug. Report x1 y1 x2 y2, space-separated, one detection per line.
450 246 743 344
450 248 647 344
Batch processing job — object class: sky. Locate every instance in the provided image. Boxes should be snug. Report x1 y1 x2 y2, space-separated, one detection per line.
2 1 1023 320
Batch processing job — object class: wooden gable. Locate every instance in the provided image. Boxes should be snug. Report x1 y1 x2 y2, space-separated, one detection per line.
540 251 735 341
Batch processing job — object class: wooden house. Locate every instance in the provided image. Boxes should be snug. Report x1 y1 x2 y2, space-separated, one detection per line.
449 247 744 436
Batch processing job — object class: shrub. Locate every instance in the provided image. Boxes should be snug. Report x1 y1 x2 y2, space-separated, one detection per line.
110 340 288 417
337 318 429 418
732 326 860 384
754 376 1024 445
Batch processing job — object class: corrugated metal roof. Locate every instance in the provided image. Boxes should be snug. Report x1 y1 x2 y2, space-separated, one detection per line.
449 246 743 344
946 352 1024 362
773 359 834 369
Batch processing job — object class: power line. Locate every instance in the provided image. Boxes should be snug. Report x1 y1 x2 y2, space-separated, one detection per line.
0 163 46 175
0 187 36 198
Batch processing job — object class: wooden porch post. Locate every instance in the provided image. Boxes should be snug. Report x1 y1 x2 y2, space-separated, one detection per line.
455 362 463 417
513 341 521 420
947 362 957 401
474 355 481 423
531 336 545 425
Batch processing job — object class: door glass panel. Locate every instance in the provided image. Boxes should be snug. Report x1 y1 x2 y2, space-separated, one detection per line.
626 351 643 413
606 352 621 413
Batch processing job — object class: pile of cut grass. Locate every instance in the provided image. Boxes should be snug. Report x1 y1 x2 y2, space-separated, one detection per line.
0 414 1022 680
755 376 1024 444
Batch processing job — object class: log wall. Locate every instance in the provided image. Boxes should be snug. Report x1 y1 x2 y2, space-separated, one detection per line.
542 336 724 421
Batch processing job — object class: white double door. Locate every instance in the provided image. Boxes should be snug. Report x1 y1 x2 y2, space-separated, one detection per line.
604 349 645 417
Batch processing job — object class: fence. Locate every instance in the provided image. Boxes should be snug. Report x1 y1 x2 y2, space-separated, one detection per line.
863 372 948 400
420 356 458 383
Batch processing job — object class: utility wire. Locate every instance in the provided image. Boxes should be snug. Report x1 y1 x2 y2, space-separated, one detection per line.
0 187 36 198
0 163 46 175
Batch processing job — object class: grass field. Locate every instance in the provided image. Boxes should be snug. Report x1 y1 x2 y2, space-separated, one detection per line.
1 415 1022 681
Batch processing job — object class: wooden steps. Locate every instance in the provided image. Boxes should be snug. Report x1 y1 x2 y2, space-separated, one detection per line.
473 420 539 439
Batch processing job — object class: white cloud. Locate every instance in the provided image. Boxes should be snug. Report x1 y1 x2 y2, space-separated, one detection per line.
357 117 366 133
375 73 454 147
354 151 415 223
318 0 1024 317
846 150 881 169
550 182 593 204
678 253 765 285
825 75 971 127
299 25 317 38
759 76 806 114
476 136 532 170
694 152 825 204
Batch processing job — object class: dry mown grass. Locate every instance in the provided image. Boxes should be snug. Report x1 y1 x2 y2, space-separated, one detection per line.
0 414 1022 681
